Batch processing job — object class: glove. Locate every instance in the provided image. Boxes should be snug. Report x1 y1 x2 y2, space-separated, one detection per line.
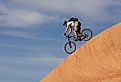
64 33 66 36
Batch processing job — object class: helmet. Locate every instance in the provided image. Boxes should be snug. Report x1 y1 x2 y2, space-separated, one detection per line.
63 20 67 26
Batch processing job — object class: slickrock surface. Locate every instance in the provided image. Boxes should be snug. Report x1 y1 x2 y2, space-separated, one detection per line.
41 23 121 82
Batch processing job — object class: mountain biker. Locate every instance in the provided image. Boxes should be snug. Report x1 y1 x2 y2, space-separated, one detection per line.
63 17 81 41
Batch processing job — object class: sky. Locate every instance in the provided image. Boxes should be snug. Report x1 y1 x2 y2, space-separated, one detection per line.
0 0 121 82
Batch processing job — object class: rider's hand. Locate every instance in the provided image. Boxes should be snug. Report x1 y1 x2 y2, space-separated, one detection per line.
64 33 66 36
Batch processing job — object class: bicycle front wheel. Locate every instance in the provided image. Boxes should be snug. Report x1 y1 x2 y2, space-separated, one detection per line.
64 41 76 54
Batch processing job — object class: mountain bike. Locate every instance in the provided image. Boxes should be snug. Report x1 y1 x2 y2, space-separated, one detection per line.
64 28 92 54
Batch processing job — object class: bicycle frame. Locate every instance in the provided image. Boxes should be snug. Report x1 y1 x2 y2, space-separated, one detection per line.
65 35 74 42
64 28 92 54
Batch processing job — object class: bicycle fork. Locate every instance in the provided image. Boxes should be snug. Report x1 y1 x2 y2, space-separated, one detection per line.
69 41 72 48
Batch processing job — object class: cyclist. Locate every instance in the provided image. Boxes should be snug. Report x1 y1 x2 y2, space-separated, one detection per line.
63 17 81 41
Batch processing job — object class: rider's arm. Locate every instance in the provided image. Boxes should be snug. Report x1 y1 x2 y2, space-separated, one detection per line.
65 25 69 33
68 27 72 35
65 22 71 33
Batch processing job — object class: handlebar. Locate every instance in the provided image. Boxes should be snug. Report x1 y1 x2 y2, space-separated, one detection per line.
64 34 74 38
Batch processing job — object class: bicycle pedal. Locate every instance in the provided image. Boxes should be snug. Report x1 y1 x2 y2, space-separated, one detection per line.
74 39 78 41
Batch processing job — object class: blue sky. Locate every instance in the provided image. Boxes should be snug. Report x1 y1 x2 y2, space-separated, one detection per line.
0 0 121 82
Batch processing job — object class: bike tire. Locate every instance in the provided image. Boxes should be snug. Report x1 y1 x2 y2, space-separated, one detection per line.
82 28 92 41
64 41 76 54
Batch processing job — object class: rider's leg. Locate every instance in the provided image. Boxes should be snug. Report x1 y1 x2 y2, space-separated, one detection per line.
74 31 78 39
74 21 78 39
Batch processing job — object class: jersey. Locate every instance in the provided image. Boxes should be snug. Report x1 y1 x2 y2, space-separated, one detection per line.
67 21 75 27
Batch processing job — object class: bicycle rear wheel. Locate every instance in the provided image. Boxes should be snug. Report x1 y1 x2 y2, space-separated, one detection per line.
82 29 92 41
64 41 76 54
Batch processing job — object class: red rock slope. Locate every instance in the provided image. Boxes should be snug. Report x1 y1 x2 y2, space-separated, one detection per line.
41 23 121 82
